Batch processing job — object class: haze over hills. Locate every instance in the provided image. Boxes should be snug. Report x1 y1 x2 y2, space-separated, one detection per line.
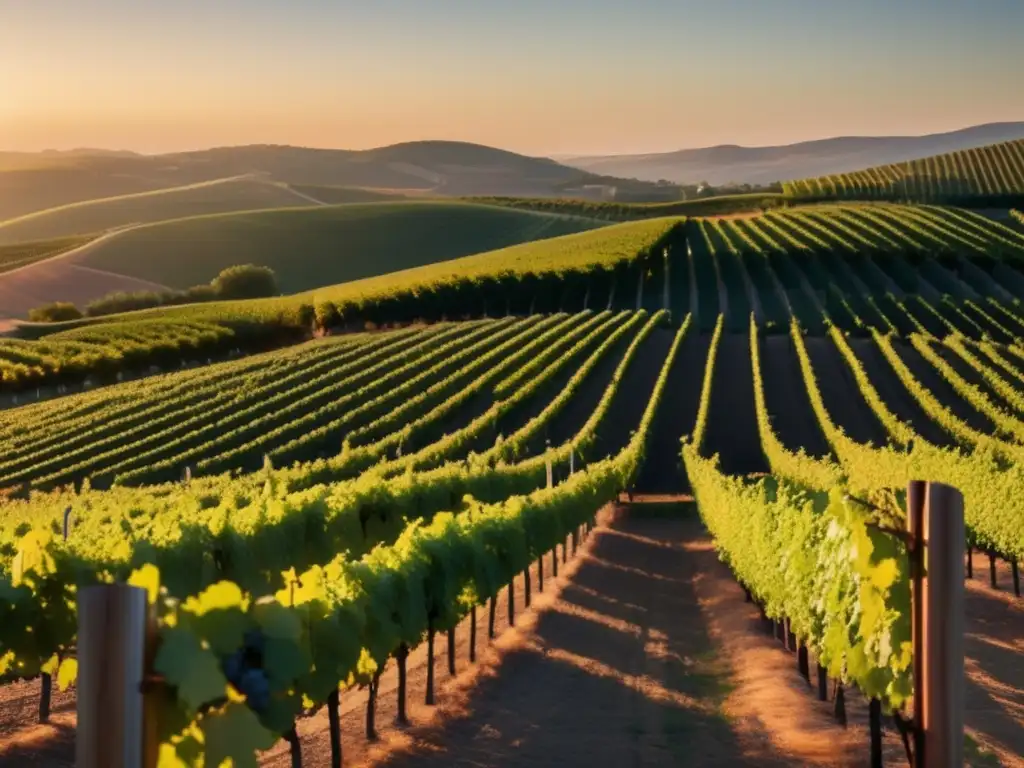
0 202 606 320
5 123 1024 225
559 122 1024 186
0 141 654 223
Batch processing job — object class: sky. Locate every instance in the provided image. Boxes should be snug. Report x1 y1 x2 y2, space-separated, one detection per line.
3 0 1023 157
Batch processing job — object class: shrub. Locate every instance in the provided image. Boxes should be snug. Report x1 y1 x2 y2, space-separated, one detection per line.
212 265 279 300
28 302 83 323
184 284 218 303
314 301 340 331
84 291 163 317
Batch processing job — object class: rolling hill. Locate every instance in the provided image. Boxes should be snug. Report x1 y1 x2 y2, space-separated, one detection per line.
561 122 1024 186
782 138 1024 203
0 202 606 319
0 175 347 244
0 141 666 223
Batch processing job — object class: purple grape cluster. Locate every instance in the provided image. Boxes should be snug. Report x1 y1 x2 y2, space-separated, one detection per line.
221 629 270 713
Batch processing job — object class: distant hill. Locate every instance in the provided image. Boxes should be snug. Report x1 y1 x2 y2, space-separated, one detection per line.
0 202 606 319
561 122 1024 186
0 141 667 223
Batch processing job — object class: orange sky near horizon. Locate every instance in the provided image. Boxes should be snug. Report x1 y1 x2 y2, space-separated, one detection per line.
3 1 1023 157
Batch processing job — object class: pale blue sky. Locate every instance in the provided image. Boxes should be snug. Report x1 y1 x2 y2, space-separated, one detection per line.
3 0 1022 155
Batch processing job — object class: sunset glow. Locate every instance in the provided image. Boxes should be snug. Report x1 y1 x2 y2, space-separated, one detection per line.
3 0 1023 155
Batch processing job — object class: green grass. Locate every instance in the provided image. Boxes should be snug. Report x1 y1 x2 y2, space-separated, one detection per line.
66 201 608 293
15 216 681 339
286 184 409 204
0 176 315 244
0 235 97 274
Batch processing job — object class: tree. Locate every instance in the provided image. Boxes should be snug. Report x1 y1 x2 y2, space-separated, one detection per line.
28 302 83 323
212 264 279 300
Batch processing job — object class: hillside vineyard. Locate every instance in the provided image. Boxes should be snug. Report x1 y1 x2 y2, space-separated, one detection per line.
2 202 1024 764
784 138 1024 203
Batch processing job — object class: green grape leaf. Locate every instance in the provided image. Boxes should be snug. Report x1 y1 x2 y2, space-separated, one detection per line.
12 530 56 585
41 654 60 676
259 692 302 735
156 694 194 745
201 702 276 768
128 564 161 605
252 599 301 641
57 657 78 691
154 627 228 712
157 742 193 767
869 558 899 590
187 581 246 614
182 582 249 656
263 636 307 686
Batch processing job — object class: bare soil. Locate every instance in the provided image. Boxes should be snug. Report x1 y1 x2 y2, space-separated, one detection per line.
964 550 1024 767
346 504 879 768
761 335 832 458
530 332 633 453
455 320 620 459
803 336 888 445
1 505 1020 766
850 337 954 447
702 334 769 475
635 331 709 495
938 345 1020 416
586 330 670 462
890 339 996 434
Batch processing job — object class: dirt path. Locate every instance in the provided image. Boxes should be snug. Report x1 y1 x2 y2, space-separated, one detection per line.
352 504 918 768
963 550 1024 767
277 182 329 207
1 504 1020 766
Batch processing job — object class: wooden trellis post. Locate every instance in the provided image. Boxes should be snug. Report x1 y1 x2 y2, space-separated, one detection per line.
908 480 965 768
76 584 156 768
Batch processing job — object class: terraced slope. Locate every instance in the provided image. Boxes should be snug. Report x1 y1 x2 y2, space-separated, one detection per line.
783 138 1024 203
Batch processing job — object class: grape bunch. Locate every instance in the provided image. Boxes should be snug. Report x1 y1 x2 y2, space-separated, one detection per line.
220 628 271 714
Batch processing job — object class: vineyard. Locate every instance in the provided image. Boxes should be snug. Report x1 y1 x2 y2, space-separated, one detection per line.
783 138 1024 204
1 192 1023 764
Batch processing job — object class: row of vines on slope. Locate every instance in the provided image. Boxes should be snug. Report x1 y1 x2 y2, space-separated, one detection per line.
790 319 1024 561
0 314 688 767
684 315 912 712
0 312 669 680
782 139 1024 203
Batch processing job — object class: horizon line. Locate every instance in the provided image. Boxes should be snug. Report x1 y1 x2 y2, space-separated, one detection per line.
6 118 1024 161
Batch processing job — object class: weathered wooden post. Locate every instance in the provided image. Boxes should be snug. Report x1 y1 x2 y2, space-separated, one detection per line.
910 480 965 768
76 584 154 768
